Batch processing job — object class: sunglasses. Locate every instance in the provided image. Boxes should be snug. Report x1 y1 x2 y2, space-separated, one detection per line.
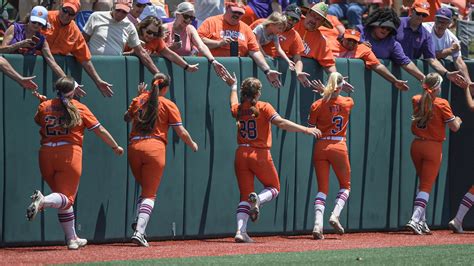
380 26 392 31
135 3 147 8
414 10 428 18
231 11 244 16
31 21 44 26
146 30 160 36
286 16 299 23
61 7 76 16
182 14 196 21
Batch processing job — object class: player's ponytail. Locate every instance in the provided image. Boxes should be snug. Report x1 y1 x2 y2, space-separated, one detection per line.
322 72 344 102
412 73 443 128
135 73 169 134
54 76 82 129
236 77 261 128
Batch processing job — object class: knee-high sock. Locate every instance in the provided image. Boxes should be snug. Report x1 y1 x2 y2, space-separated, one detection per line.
136 198 155 235
258 187 279 205
314 192 327 226
43 193 69 209
333 189 350 217
236 201 250 233
455 191 474 223
411 191 429 223
134 197 144 222
58 206 77 241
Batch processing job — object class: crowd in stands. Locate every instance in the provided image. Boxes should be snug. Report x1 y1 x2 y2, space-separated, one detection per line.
0 0 473 94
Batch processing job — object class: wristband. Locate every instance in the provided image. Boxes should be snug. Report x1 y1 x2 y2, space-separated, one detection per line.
184 64 189 70
264 69 271 75
112 146 119 150
230 83 237 91
443 71 448 78
209 59 216 64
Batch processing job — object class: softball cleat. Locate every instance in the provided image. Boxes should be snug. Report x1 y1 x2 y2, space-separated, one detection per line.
234 231 255 243
26 190 44 221
312 224 324 240
248 192 260 222
329 213 345 234
448 218 464 234
405 219 423 235
67 237 87 250
419 220 432 235
131 231 149 247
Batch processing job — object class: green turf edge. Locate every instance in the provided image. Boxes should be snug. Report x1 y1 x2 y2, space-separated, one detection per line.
67 244 474 265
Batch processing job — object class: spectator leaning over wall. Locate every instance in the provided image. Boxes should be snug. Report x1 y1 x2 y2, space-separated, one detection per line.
43 0 114 97
294 3 337 74
128 0 153 25
331 29 410 91
0 6 67 80
82 0 161 75
198 2 282 88
396 0 467 88
0 57 38 90
423 7 474 92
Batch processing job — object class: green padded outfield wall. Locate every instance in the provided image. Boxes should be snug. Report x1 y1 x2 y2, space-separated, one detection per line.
0 55 473 246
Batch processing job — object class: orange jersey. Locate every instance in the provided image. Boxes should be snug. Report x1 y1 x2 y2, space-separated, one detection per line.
231 101 279 149
250 18 304 58
124 38 166 55
319 15 343 42
294 19 335 68
43 10 92 63
34 99 100 146
330 41 380 69
197 15 259 57
127 93 182 145
411 95 455 142
308 96 354 138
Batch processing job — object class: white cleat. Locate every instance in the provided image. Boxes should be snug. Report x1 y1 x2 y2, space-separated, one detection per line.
405 219 423 235
26 190 44 221
131 231 149 247
448 218 464 234
248 192 260 222
234 231 255 243
419 220 432 235
67 237 87 250
312 224 324 240
329 213 345 235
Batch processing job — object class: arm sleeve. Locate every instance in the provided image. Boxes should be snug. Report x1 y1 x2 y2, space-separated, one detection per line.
197 18 213 39
263 102 279 122
79 103 101 130
307 101 320 127
70 26 92 63
390 40 412 65
440 100 455 123
127 26 141 48
422 34 436 59
245 26 260 52
289 32 305 55
167 101 183 127
82 13 96 36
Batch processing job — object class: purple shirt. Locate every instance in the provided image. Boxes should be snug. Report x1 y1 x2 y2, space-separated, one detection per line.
248 0 289 19
395 17 435 60
357 25 411 65
10 23 45 55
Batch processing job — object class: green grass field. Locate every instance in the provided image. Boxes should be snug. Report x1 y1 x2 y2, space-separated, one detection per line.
75 244 474 265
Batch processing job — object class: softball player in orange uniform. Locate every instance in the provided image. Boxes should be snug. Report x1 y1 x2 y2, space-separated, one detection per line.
449 81 474 233
27 76 124 250
307 72 354 240
223 73 320 243
124 73 198 247
406 72 462 235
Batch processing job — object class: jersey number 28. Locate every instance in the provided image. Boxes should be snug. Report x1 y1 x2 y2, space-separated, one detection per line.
239 120 257 140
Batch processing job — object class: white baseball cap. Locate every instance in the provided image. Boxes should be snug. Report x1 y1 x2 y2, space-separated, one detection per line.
30 6 48 26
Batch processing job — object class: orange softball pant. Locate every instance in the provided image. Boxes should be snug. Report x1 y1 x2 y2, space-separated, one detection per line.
312 140 351 195
39 144 82 208
410 139 443 193
234 146 280 202
128 138 166 199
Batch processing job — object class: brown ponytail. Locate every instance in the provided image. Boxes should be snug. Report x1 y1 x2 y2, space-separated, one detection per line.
54 76 82 129
135 73 170 134
412 73 443 128
236 77 261 128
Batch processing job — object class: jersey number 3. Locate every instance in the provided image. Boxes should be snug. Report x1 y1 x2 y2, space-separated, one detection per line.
239 120 257 140
331 116 343 134
45 115 69 136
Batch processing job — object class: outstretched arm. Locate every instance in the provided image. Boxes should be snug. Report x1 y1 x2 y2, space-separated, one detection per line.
372 63 409 91
271 116 321 137
92 125 124 155
0 57 38 90
173 125 198 152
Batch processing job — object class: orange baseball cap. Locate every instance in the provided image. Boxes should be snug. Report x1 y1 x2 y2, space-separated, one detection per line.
412 0 430 16
115 0 132 13
63 0 80 13
343 29 361 42
227 2 246 14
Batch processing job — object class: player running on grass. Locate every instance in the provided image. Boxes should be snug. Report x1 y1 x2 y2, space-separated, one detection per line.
222 72 321 243
307 72 354 240
449 80 474 233
27 76 124 250
406 72 462 235
124 73 198 247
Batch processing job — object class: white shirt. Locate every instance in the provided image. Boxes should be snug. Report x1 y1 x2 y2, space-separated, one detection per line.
83 11 141 55
423 22 460 59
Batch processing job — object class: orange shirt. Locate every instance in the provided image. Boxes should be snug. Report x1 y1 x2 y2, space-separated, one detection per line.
231 101 279 149
43 10 91 63
331 41 380 69
294 19 335 68
34 99 100 146
197 15 259 57
308 96 354 138
411 95 455 142
127 93 182 145
124 38 166 55
319 15 343 43
250 18 304 58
